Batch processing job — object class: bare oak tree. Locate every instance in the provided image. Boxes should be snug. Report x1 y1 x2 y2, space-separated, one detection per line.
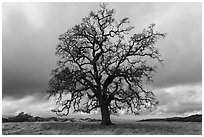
47 3 166 125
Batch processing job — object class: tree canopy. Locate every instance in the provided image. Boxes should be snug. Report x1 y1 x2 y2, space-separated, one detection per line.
47 3 166 125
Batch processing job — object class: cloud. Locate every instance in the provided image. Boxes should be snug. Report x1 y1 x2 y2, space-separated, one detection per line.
2 3 202 117
3 3 201 97
152 3 202 88
3 83 201 117
153 83 202 115
2 94 56 117
2 2 99 98
2 3 58 98
3 3 47 30
2 94 97 118
112 3 202 88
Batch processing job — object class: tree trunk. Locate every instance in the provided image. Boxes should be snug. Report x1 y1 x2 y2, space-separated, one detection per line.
100 104 112 125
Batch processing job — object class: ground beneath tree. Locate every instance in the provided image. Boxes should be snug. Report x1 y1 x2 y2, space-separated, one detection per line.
2 119 201 135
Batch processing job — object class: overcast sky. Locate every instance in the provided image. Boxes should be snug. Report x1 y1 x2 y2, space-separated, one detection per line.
2 2 202 118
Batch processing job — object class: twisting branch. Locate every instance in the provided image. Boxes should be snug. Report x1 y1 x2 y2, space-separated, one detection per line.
47 3 166 117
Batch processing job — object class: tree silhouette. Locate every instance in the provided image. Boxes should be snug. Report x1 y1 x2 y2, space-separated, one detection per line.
47 3 166 125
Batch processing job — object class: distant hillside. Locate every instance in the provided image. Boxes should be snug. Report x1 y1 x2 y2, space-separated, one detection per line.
2 112 101 123
3 112 202 123
138 114 202 122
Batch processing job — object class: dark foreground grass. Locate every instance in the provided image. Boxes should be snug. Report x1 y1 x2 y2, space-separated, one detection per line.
2 120 202 135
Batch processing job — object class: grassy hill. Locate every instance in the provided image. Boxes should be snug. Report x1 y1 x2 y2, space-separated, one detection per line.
2 112 202 135
138 114 202 122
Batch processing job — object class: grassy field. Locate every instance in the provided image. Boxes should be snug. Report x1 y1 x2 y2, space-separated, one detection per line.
2 120 202 135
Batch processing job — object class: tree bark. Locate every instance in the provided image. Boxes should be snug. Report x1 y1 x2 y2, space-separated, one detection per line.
100 104 112 125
